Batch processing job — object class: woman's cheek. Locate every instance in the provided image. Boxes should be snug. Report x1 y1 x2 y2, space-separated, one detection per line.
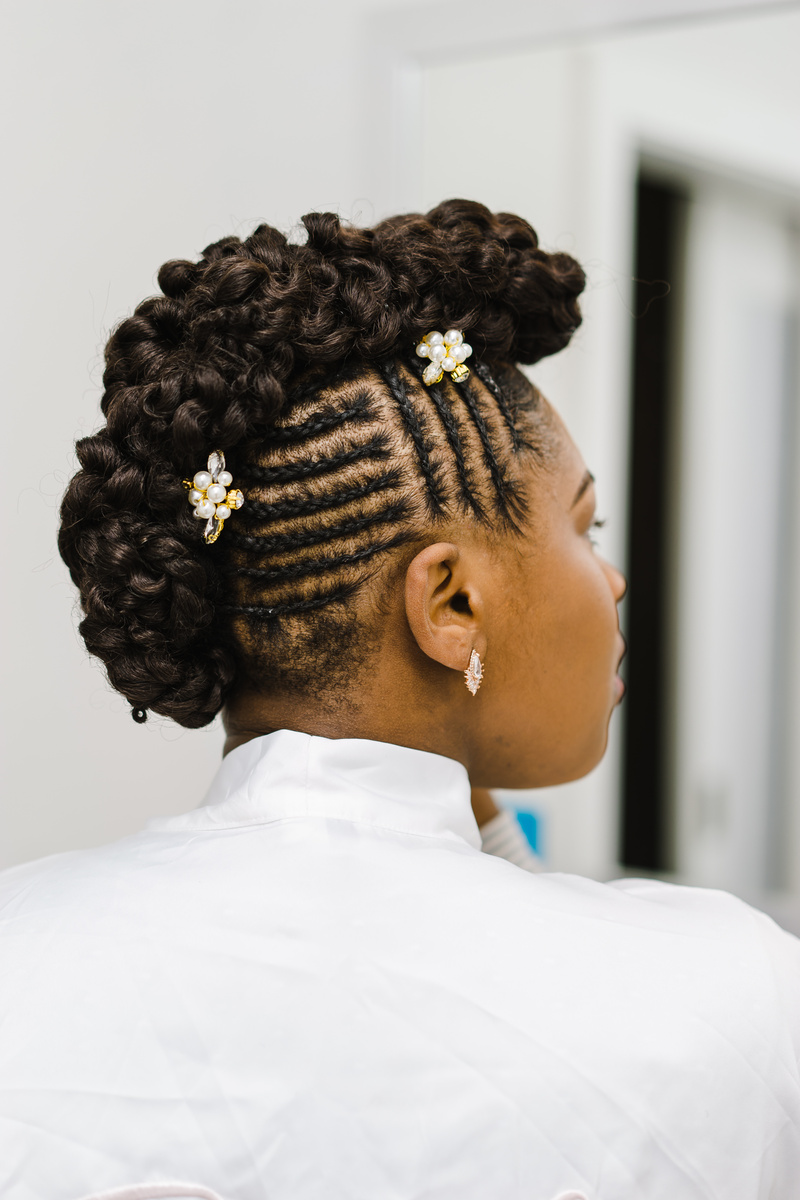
560 550 618 695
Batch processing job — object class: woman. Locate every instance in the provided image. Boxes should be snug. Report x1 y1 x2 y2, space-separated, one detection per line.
1 201 798 1200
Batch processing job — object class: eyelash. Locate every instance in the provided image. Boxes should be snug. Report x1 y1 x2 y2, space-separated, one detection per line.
587 517 607 548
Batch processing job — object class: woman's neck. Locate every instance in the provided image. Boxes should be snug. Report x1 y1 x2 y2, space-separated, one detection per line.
221 684 470 766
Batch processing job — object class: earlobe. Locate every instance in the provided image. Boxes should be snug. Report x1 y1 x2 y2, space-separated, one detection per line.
404 542 486 675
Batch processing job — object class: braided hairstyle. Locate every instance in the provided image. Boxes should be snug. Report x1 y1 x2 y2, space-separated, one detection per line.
58 199 585 728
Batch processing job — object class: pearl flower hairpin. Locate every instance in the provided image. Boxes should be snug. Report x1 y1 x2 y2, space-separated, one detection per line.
415 329 472 386
183 450 244 544
417 328 472 384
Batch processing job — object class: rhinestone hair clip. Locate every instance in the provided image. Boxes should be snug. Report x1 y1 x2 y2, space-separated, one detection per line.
183 450 244 544
415 329 473 386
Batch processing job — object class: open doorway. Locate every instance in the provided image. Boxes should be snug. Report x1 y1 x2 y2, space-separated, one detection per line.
622 162 800 899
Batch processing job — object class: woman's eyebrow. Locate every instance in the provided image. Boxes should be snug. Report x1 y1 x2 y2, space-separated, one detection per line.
570 470 595 509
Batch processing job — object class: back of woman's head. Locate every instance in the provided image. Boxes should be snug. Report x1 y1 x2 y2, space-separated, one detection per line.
58 199 585 728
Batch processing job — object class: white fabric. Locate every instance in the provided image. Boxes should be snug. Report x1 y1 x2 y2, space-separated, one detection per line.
76 1186 226 1200
1 729 800 1200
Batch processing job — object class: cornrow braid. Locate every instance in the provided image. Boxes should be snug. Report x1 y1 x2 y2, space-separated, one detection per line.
376 361 445 518
470 359 521 452
219 582 362 622
238 436 391 486
404 353 522 527
59 198 585 727
219 532 412 588
267 393 375 444
227 501 411 557
458 379 526 527
403 355 485 521
282 362 368 409
243 470 403 523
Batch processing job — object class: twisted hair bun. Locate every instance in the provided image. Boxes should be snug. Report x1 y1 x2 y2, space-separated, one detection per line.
58 199 586 728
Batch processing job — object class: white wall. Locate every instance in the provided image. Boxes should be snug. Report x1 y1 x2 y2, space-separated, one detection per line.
0 0 406 868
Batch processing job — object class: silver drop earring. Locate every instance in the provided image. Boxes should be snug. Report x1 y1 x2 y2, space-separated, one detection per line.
464 649 484 696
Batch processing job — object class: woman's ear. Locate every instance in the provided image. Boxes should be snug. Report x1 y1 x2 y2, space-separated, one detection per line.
404 542 487 673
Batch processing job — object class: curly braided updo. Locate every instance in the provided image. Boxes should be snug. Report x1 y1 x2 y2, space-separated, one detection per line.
58 199 585 729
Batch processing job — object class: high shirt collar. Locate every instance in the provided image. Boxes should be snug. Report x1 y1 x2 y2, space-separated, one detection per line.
146 729 482 851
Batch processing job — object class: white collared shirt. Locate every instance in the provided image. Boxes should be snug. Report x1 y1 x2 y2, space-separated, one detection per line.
1 730 799 1200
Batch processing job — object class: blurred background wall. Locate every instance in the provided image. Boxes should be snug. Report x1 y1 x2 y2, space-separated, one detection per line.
1 0 411 868
3 0 799 930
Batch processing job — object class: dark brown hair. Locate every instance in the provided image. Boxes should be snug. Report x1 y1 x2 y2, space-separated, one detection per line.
58 199 585 728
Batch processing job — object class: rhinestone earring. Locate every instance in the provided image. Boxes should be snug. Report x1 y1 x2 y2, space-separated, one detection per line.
464 649 484 696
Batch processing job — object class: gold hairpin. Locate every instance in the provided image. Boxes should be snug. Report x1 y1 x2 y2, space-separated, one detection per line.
415 329 472 386
183 450 244 544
